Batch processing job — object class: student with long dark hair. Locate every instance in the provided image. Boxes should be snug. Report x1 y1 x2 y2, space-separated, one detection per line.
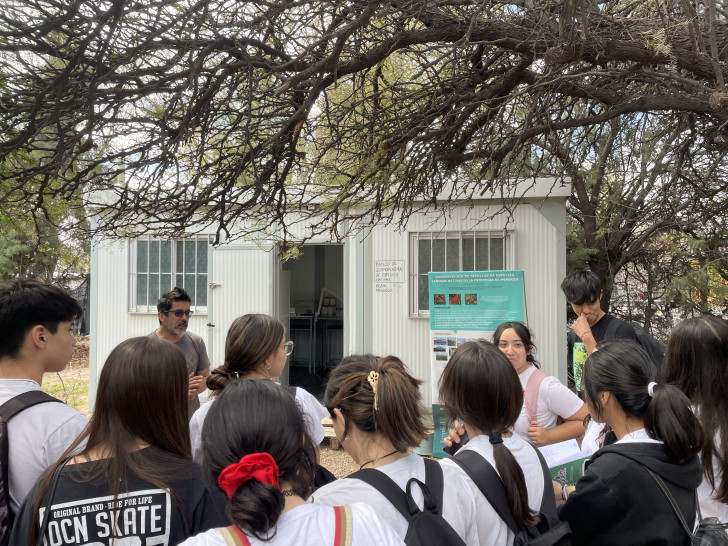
439 341 545 544
310 356 478 543
181 380 402 545
662 316 728 520
10 337 228 545
189 314 327 464
494 322 587 446
558 340 704 545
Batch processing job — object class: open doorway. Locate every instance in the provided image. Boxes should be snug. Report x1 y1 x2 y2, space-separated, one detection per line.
281 244 344 400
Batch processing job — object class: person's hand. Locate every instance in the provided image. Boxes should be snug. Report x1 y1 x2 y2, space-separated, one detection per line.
528 420 551 447
572 313 592 340
552 480 563 502
188 373 204 400
443 420 467 448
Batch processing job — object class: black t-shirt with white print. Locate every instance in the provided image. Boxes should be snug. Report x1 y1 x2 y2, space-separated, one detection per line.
10 446 229 545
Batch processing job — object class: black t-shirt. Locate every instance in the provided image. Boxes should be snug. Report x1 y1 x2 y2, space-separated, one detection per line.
567 314 637 391
10 446 229 545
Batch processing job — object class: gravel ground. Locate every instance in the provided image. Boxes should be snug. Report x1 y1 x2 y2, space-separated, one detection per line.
320 443 359 477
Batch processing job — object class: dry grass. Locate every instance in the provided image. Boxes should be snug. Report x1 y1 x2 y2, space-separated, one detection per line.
42 336 91 416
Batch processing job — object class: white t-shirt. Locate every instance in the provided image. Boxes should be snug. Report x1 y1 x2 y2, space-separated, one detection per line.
179 502 404 545
614 428 662 445
0 379 88 512
189 383 327 464
697 432 727 521
440 433 544 545
309 453 478 544
513 365 584 439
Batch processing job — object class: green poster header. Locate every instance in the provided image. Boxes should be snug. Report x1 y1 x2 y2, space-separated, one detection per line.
428 270 525 330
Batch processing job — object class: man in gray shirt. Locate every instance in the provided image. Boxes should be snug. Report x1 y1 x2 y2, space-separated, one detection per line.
149 287 210 418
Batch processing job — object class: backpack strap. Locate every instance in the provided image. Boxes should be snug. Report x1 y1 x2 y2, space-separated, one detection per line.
532 444 558 517
450 443 557 527
350 457 443 521
422 458 445 513
450 450 519 533
0 391 59 420
523 368 547 424
217 525 252 546
1 391 58 522
333 505 353 546
350 467 414 522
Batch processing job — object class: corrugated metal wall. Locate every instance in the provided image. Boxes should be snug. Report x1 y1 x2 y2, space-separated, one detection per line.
90 239 214 400
365 200 567 406
91 193 567 409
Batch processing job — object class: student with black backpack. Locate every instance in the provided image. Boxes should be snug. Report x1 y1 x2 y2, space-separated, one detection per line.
310 356 477 545
0 280 88 544
439 341 571 545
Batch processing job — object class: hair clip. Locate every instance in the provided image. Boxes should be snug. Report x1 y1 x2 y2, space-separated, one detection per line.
647 381 658 397
367 370 380 410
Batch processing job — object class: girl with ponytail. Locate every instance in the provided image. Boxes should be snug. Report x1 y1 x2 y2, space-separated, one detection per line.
310 355 478 543
180 380 402 545
189 314 327 466
558 340 704 545
438 340 545 544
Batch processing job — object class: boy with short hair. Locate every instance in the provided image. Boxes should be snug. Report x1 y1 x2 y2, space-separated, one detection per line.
561 271 637 391
0 279 88 512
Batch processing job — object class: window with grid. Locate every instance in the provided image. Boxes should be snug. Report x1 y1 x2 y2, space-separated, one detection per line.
130 237 210 312
409 231 510 316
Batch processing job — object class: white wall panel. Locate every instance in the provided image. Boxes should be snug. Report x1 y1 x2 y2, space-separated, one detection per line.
89 237 131 409
91 186 568 410
365 200 567 406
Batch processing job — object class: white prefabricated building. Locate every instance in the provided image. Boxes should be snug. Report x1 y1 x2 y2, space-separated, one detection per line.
88 178 571 408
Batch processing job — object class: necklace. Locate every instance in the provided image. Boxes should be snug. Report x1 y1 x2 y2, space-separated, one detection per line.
359 450 399 470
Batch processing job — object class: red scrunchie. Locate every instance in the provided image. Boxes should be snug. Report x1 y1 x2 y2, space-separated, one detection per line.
217 453 280 498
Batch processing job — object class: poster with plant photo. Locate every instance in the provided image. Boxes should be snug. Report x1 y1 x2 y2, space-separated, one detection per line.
429 270 525 458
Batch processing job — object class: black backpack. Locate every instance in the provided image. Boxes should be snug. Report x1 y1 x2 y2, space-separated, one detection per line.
0 390 58 546
350 458 465 546
604 320 666 371
450 447 572 546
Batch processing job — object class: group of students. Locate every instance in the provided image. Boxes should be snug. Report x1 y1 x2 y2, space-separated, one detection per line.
2 278 728 545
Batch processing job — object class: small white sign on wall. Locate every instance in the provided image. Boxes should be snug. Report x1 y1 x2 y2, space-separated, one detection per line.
374 260 405 294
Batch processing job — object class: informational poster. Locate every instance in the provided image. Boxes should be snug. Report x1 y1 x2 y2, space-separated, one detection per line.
429 270 525 458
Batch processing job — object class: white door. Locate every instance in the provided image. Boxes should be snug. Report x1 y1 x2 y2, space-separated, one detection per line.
206 245 276 367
